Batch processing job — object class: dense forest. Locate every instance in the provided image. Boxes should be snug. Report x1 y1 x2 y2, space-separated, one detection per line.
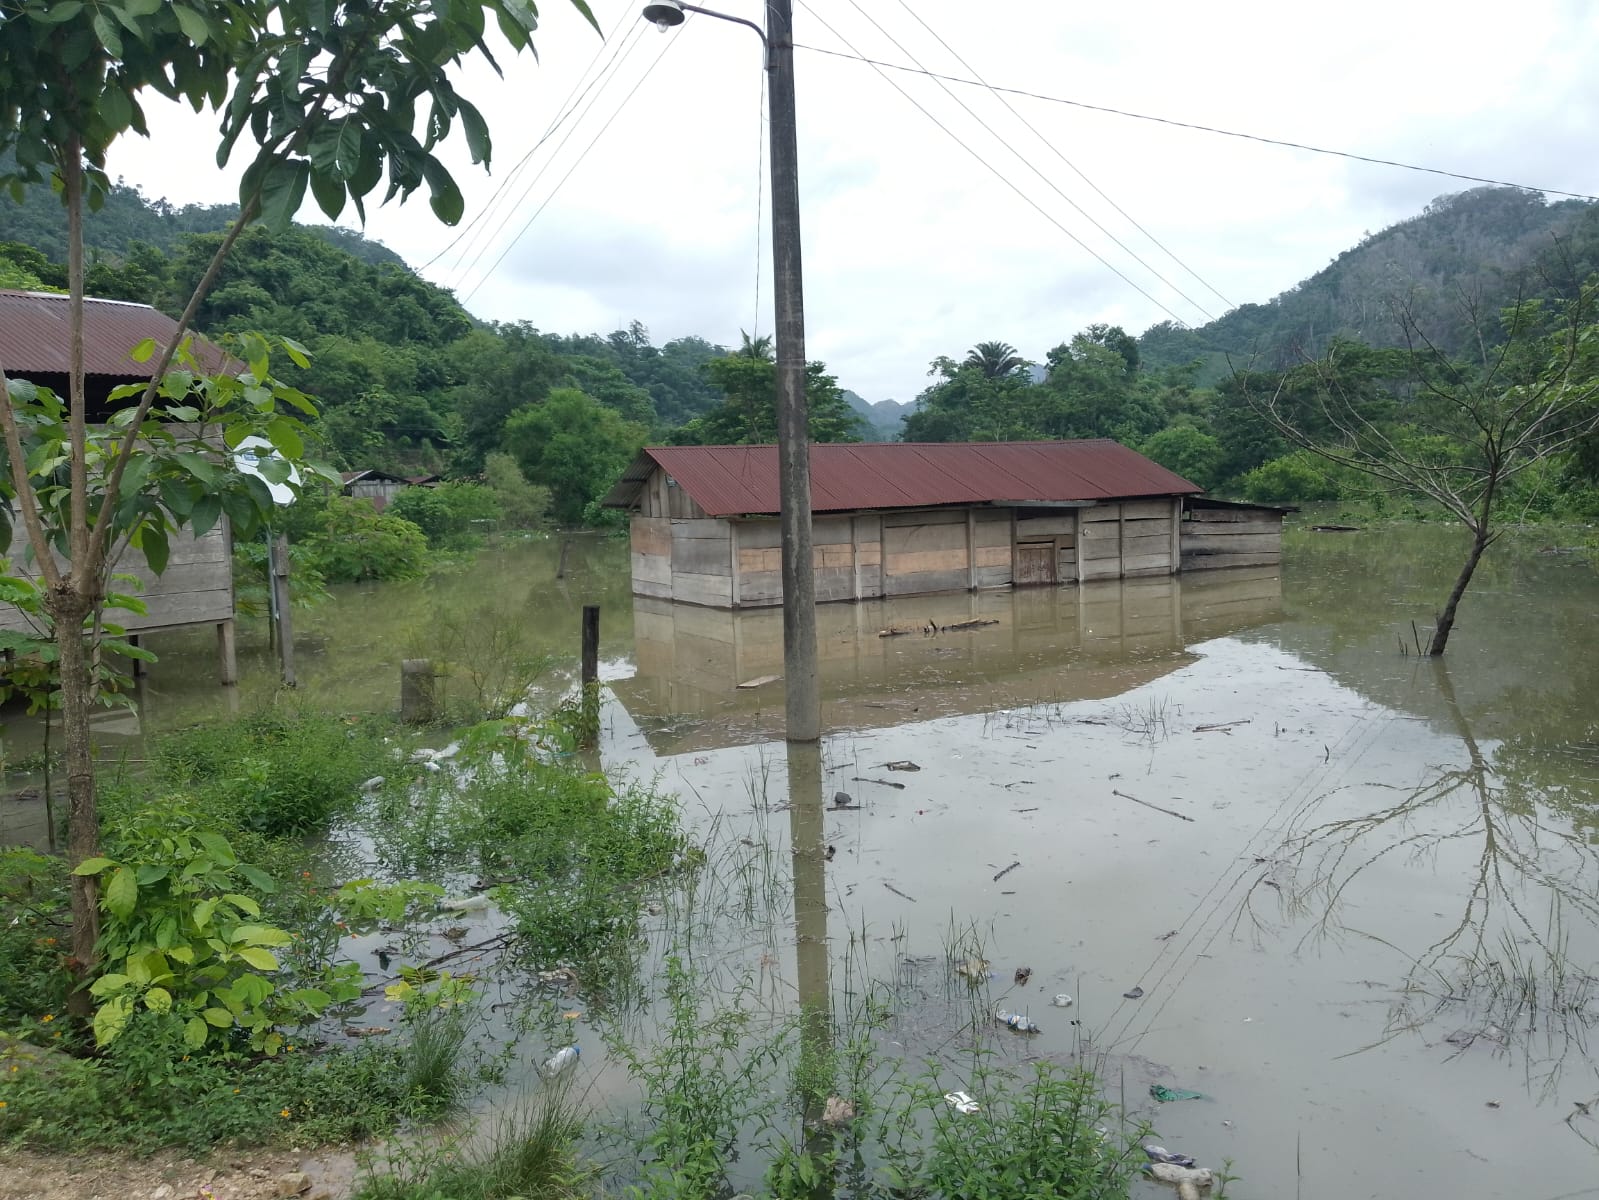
4 174 1598 530
1138 187 1599 379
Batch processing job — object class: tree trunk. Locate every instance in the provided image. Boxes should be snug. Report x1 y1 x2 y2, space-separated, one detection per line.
1428 524 1492 656
49 588 98 1020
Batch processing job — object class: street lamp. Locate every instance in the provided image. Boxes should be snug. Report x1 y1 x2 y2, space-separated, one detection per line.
642 0 820 743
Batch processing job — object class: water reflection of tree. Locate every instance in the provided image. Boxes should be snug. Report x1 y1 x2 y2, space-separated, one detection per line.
1273 663 1599 1100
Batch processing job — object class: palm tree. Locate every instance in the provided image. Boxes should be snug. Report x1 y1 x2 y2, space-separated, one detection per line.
736 330 775 361
965 341 1024 379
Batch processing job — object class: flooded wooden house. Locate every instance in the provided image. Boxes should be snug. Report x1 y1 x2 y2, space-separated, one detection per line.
0 289 240 682
340 468 415 512
603 441 1287 609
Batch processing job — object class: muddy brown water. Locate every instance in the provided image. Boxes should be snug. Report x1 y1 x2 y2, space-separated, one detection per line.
3 525 1597 1198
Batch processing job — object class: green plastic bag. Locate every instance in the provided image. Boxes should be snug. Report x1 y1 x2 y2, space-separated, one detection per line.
1149 1084 1209 1103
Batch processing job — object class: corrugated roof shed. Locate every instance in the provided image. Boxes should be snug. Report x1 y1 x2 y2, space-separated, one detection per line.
0 288 226 377
604 440 1200 517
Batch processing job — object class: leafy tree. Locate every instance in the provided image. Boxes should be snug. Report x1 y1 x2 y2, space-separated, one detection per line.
0 0 592 1022
504 388 646 525
387 482 500 547
483 451 550 529
300 497 429 582
964 341 1025 379
1141 425 1222 489
1249 285 1599 654
670 356 863 446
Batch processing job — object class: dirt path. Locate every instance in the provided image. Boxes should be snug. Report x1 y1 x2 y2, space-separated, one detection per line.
0 1147 356 1200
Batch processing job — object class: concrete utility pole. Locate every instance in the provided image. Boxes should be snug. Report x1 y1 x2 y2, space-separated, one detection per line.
765 0 820 742
640 0 821 742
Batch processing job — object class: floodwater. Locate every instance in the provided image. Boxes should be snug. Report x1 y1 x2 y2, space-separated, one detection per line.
4 525 1599 1198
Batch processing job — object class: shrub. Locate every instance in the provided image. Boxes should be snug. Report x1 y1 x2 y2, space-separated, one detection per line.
1240 450 1343 503
143 707 390 837
389 483 502 548
301 497 429 582
484 452 551 530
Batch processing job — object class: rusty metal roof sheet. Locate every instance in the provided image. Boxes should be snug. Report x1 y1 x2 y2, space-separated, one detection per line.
0 288 226 378
603 440 1201 516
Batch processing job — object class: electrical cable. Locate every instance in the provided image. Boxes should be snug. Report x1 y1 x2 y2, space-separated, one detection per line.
448 20 649 293
459 27 683 305
792 42 1599 204
790 0 1196 328
420 8 641 273
835 0 1217 323
888 0 1234 311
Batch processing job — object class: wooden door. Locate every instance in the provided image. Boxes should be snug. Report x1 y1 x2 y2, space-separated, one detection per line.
1015 542 1055 586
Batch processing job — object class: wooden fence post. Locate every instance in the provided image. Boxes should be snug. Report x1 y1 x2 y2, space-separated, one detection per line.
270 534 296 687
578 605 600 749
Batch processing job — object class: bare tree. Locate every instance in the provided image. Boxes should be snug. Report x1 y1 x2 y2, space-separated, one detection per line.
1248 278 1599 655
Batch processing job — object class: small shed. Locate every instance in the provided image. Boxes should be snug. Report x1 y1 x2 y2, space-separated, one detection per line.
340 469 414 512
1181 497 1297 570
0 289 239 681
602 440 1271 609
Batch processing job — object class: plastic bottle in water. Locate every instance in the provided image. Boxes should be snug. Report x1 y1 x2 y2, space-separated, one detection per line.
995 1009 1040 1034
541 1045 580 1077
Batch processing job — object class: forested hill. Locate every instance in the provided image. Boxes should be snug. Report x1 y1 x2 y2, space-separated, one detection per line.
1140 187 1599 378
0 151 407 269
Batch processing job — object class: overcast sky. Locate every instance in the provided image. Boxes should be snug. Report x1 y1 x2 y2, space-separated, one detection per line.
103 0 1599 404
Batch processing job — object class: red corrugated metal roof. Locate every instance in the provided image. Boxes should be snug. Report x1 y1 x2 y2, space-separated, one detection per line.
0 288 226 377
605 441 1200 516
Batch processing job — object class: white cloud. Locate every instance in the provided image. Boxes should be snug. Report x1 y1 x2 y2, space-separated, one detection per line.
98 0 1599 407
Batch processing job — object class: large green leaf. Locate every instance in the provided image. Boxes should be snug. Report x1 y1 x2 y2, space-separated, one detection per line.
104 866 138 920
93 994 135 1046
235 946 279 971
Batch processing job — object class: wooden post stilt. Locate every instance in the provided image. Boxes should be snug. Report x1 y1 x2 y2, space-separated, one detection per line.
217 619 238 686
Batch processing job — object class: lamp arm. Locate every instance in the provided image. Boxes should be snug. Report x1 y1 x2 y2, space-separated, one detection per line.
676 2 773 66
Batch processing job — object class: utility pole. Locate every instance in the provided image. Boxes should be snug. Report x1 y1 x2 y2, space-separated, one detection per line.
640 0 821 742
765 0 820 742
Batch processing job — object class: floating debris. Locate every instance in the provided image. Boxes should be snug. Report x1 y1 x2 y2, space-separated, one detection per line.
1123 985 1145 999
1149 1084 1209 1103
821 1096 855 1126
736 674 781 689
883 760 921 772
943 1090 981 1115
993 861 1021 882
954 957 991 981
1014 966 1032 985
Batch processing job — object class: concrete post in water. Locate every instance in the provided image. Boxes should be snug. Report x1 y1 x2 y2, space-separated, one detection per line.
270 534 296 687
400 659 437 724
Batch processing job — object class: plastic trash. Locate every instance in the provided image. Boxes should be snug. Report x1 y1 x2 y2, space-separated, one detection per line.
359 775 385 792
954 957 991 981
541 1045 580 1077
1052 993 1074 1007
1144 1145 1197 1168
943 1090 980 1114
1013 966 1032 984
1149 1084 1209 1103
1143 1163 1213 1199
995 1008 1041 1034
1123 985 1145 999
438 894 491 913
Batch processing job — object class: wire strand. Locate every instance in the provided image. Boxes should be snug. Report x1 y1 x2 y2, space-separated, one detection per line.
834 0 1217 323
793 42 1599 204
888 0 1234 311
790 0 1196 328
461 30 682 304
420 9 639 273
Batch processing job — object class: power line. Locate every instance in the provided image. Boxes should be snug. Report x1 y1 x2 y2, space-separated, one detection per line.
794 42 1599 204
421 9 640 274
752 66 767 339
790 0 1196 327
889 0 1234 311
834 0 1217 323
460 29 682 304
453 22 652 297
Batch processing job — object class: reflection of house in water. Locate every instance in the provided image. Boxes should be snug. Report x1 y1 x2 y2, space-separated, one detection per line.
613 567 1284 753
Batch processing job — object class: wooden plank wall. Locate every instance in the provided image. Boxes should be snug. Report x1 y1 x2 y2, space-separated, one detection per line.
1077 499 1177 580
630 516 673 599
670 518 732 607
0 522 234 634
637 469 708 520
1014 509 1075 584
882 510 970 596
1181 507 1284 570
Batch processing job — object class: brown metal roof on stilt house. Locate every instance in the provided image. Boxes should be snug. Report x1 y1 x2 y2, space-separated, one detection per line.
0 288 228 377
603 440 1201 517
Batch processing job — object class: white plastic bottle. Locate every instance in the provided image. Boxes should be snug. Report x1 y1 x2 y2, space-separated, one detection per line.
995 1009 1040 1034
541 1045 581 1077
